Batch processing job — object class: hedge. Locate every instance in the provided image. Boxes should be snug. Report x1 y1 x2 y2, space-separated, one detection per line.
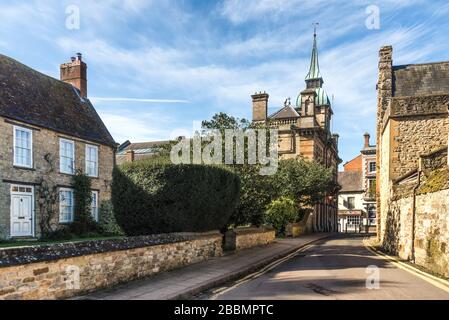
112 162 240 236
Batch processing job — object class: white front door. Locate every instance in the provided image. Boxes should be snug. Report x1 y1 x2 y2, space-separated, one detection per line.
10 186 34 237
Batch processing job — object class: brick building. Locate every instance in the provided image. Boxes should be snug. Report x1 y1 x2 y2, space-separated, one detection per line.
376 46 449 277
251 33 341 232
338 133 376 232
0 54 116 239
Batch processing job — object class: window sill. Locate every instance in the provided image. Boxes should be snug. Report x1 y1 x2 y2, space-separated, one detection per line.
13 166 35 171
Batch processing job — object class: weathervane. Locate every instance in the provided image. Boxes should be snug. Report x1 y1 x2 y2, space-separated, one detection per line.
313 22 319 37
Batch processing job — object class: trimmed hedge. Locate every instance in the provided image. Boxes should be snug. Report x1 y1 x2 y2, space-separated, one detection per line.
112 162 240 236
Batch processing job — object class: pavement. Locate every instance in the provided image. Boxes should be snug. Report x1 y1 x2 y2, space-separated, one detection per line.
78 233 329 300
203 234 449 300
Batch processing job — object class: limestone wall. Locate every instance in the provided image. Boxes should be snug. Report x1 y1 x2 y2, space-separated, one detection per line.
224 227 275 251
382 189 449 278
0 232 223 300
0 116 115 239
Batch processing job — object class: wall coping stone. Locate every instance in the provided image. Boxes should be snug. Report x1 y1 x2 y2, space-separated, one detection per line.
0 231 222 268
227 226 275 235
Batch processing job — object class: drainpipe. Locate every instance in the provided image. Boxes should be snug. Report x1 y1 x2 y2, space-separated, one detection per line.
411 168 421 263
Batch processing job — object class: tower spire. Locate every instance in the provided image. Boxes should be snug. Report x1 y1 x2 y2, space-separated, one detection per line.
305 23 322 83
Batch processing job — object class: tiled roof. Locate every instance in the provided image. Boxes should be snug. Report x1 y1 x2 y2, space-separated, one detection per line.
0 54 115 147
338 171 363 192
393 61 449 97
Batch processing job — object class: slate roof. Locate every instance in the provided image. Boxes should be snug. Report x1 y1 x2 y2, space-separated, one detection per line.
117 140 171 155
393 61 449 97
269 105 300 120
0 54 116 147
338 171 363 193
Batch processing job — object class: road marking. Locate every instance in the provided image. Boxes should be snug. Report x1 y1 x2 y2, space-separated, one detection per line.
364 240 449 294
209 243 316 300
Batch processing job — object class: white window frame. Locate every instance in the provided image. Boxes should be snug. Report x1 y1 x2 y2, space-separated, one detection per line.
91 191 99 222
60 138 75 174
368 161 376 173
59 188 74 223
13 126 33 168
85 144 99 177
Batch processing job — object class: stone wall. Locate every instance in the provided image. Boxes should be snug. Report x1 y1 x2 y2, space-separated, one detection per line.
224 227 275 251
0 116 115 239
382 189 449 278
0 231 222 300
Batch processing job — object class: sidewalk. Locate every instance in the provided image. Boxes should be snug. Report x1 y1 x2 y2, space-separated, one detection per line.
78 233 330 300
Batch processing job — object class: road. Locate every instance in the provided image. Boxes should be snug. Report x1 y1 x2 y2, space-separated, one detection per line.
203 235 449 300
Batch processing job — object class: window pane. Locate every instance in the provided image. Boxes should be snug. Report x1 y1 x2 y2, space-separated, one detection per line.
14 128 32 167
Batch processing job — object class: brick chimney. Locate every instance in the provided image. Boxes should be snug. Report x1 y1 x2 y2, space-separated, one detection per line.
126 150 135 162
60 53 87 98
251 92 269 121
364 132 370 148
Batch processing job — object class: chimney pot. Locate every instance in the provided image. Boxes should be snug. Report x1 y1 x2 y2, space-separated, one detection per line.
76 53 82 61
71 57 76 62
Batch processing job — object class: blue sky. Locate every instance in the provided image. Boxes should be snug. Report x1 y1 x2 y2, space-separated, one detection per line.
1 0 449 165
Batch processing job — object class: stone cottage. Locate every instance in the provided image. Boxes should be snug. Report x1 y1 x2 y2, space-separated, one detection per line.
251 32 341 233
376 46 449 276
0 53 116 239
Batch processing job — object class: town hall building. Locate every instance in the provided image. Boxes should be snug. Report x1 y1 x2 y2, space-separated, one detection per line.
251 32 341 233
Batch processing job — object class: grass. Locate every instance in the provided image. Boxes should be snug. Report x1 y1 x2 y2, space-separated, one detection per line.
0 235 125 249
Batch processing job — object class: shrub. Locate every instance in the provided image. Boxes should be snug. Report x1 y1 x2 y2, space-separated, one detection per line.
112 162 240 236
71 171 98 235
98 200 124 236
265 197 298 235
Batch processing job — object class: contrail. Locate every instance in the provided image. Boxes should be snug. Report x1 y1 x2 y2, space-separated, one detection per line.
90 97 189 103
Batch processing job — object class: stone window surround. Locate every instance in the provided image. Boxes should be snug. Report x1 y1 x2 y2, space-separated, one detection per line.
59 187 74 223
85 144 99 178
59 138 75 175
13 125 33 169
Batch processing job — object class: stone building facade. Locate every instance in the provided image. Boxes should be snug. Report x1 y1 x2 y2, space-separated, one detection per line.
0 54 116 239
251 33 341 232
376 46 449 276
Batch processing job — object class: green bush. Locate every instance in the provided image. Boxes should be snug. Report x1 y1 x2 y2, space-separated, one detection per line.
112 162 240 236
265 197 298 235
71 171 98 235
98 200 124 236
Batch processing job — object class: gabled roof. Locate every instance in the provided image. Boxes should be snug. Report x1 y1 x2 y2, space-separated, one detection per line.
117 140 171 155
268 105 300 120
0 54 116 147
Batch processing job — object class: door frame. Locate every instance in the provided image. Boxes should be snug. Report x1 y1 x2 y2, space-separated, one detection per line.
10 184 35 238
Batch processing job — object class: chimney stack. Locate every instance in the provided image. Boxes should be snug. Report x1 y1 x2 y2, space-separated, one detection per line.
60 53 88 98
251 91 269 121
364 132 370 148
126 150 135 163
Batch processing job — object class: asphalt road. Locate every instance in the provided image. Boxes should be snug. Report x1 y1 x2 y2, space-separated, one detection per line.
204 235 449 300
